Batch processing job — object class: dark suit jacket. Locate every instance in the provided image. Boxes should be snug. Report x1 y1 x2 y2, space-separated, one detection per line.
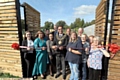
52 33 68 56
21 40 35 59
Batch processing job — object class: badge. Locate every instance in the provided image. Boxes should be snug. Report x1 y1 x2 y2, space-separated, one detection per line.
58 40 62 44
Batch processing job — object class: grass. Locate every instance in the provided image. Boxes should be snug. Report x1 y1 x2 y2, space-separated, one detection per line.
0 73 20 78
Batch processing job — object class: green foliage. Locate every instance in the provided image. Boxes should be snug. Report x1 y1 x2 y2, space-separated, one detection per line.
0 73 20 78
43 18 95 30
21 19 25 29
56 20 66 27
44 21 54 30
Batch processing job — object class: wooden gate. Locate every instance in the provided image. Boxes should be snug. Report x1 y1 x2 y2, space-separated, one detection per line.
0 0 22 77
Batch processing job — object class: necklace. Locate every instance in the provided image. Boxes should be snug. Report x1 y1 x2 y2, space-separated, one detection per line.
56 34 66 45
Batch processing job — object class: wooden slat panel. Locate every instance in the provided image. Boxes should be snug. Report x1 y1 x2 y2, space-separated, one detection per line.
109 64 120 69
108 76 120 80
114 10 120 15
0 24 17 26
0 20 17 24
113 26 120 29
0 5 15 10
115 5 120 11
0 28 17 30
0 17 16 20
0 31 18 33
0 0 15 2
109 60 120 65
116 0 120 5
0 40 18 44
0 2 15 6
0 0 22 77
0 13 16 17
114 21 120 25
0 38 18 41
0 9 16 13
112 35 120 39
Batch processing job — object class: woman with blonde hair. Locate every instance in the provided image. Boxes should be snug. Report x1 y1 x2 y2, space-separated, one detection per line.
32 30 49 79
87 36 110 80
65 31 83 80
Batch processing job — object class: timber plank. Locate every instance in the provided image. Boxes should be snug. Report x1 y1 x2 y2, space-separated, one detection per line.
0 28 17 30
0 24 17 26
109 60 120 65
0 13 16 17
0 0 15 2
0 2 15 6
0 5 15 10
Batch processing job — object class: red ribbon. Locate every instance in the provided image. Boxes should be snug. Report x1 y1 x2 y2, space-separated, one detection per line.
11 43 19 50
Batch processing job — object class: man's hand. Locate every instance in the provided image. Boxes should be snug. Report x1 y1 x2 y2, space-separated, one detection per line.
59 46 64 50
52 45 58 50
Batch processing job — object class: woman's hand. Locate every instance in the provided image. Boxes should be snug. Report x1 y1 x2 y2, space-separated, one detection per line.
42 47 46 50
68 48 72 52
27 47 31 50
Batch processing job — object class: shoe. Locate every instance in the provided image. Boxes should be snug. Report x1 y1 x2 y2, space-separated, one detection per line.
50 72 53 76
41 74 44 79
63 75 66 79
55 72 61 78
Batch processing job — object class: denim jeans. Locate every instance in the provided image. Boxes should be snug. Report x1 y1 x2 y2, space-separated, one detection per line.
69 62 79 80
82 63 87 80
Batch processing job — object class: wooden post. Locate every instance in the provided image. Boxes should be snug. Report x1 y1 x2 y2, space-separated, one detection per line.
101 0 110 80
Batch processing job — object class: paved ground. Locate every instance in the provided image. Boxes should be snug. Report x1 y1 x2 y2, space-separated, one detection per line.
35 70 71 80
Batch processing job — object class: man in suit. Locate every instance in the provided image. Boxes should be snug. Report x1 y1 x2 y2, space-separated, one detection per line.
52 25 68 80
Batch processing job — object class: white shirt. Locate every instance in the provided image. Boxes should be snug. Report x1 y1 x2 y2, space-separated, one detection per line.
27 40 34 53
59 34 63 37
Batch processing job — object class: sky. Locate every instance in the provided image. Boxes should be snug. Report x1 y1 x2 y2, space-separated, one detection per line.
19 0 110 27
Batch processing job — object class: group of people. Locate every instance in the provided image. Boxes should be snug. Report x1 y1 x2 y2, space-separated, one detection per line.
21 25 110 80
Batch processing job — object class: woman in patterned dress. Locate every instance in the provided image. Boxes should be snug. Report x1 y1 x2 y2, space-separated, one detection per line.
87 36 110 80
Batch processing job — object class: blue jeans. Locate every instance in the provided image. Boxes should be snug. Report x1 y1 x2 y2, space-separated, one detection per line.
69 62 79 80
82 63 87 80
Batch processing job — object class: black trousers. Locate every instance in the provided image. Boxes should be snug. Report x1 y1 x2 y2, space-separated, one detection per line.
56 55 66 78
89 68 101 80
24 53 35 77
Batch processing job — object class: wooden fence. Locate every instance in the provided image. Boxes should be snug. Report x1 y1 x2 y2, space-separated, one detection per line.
22 2 40 36
0 0 22 77
108 0 120 80
95 0 107 38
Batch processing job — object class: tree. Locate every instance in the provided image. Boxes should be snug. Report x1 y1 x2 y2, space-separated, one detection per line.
56 20 66 28
74 18 81 28
44 21 54 29
21 19 25 29
81 19 85 28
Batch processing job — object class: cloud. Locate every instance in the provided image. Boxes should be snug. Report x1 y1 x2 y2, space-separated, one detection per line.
73 5 97 18
47 18 52 21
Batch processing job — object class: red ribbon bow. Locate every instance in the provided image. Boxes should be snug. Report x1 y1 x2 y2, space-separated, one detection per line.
108 43 120 54
11 43 19 50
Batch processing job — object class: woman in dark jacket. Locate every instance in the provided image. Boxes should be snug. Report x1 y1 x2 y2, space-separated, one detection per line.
65 31 83 80
21 31 35 78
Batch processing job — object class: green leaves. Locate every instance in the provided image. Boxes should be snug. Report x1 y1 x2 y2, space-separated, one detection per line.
0 73 20 78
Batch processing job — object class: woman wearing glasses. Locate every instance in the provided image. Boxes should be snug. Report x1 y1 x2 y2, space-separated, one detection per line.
87 36 110 80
